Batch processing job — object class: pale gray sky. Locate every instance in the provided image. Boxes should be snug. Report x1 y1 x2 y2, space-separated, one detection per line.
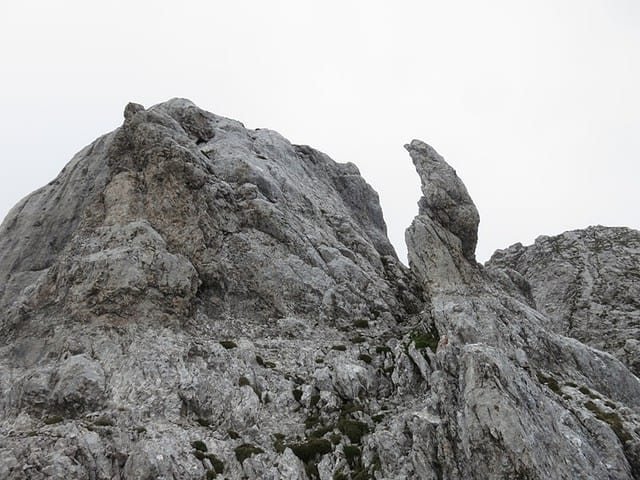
1 0 639 262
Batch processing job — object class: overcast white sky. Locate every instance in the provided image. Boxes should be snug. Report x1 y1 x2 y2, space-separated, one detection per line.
1 0 638 262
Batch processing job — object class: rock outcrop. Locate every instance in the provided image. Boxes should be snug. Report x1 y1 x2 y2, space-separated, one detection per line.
0 99 639 479
487 227 640 377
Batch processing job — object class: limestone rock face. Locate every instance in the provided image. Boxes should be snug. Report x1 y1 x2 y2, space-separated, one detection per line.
487 226 640 376
405 142 640 479
0 101 639 479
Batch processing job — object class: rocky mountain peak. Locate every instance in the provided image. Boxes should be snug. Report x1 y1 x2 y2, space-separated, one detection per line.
1 100 639 479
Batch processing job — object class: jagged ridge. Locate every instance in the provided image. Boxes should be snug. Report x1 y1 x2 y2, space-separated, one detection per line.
0 99 639 480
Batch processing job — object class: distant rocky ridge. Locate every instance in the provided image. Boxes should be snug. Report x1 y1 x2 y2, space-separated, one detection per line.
0 99 638 479
487 226 640 377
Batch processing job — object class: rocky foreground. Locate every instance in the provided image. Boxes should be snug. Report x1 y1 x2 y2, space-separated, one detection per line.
0 99 639 479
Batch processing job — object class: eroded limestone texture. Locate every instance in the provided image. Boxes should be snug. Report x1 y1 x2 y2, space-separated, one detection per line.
0 100 638 479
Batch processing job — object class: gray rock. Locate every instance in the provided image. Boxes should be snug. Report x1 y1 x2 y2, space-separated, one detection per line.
487 226 640 376
405 140 480 261
405 141 640 479
0 101 638 479
51 354 106 413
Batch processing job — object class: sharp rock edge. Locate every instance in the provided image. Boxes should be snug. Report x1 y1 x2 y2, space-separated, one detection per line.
0 99 639 480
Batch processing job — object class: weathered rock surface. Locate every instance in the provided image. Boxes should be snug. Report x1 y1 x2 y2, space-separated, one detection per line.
487 226 640 376
405 140 479 262
406 144 640 479
0 99 638 479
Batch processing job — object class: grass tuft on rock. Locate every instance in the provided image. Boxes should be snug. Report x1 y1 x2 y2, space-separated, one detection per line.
305 415 321 429
337 419 369 444
343 444 362 469
206 453 225 474
196 417 210 427
289 438 332 462
410 324 439 353
584 400 632 444
192 440 208 452
43 415 64 425
193 450 206 461
333 471 349 480
273 433 286 454
375 346 392 354
579 386 600 399
309 424 334 438
93 417 114 427
234 443 264 463
358 353 372 364
536 372 562 395
293 388 303 402
372 413 385 423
